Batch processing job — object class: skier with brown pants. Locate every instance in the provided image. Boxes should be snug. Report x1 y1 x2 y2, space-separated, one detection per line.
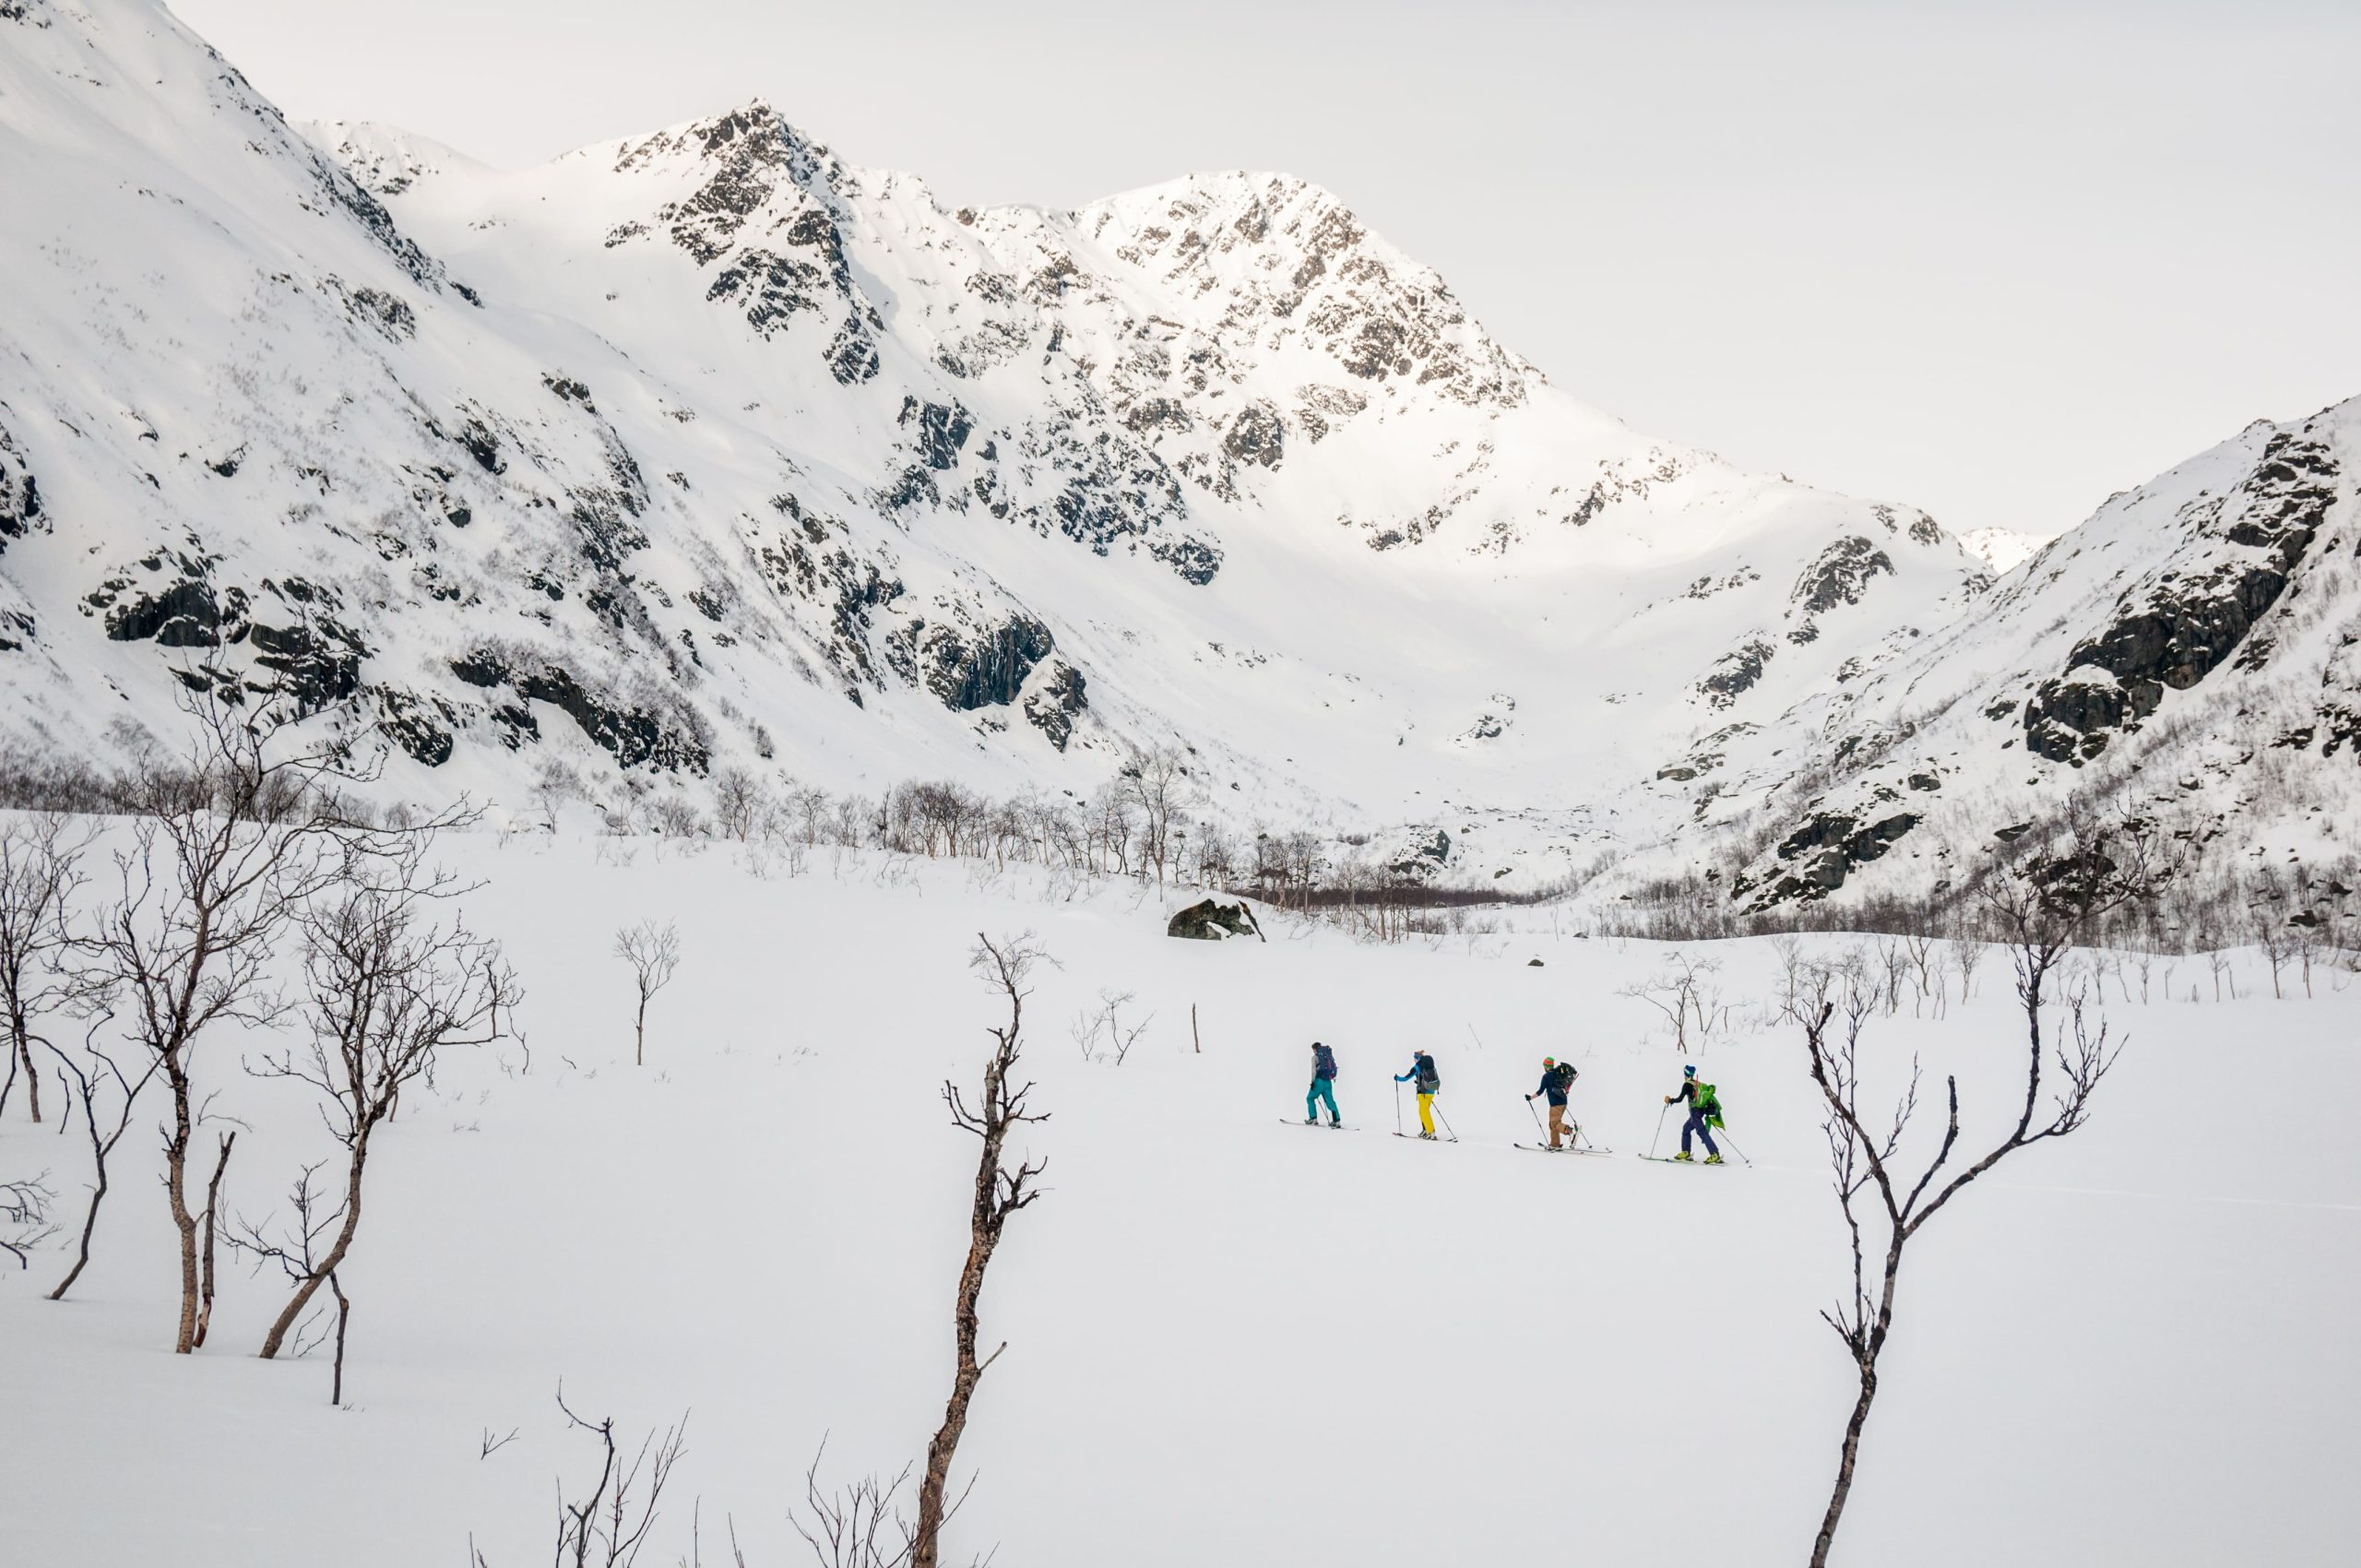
1526 1057 1578 1148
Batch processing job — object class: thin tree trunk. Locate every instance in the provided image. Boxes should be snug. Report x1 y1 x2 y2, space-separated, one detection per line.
260 1136 368 1360
1191 1003 1201 1054
328 1272 350 1406
914 1120 1009 1568
192 1130 237 1348
11 1017 39 1123
1809 1366 1880 1568
166 1059 201 1354
50 1159 110 1301
635 994 647 1067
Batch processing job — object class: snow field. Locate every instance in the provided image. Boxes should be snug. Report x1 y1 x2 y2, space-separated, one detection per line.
2 828 2355 1566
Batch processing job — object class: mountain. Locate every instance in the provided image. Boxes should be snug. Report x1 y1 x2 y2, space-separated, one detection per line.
2 0 2353 920
0 1 1983 854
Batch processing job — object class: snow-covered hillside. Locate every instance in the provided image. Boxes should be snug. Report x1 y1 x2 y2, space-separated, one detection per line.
2 831 2351 1567
0 0 1988 878
5 0 2357 918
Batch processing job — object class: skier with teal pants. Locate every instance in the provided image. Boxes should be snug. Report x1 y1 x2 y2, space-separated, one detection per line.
1305 1041 1341 1127
1664 1064 1724 1163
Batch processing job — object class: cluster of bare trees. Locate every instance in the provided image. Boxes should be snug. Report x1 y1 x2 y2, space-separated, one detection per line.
0 695 516 1403
474 933 1050 1568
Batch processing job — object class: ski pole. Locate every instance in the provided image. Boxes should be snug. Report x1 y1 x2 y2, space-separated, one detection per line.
1394 1080 1404 1136
1526 1096 1546 1134
1434 1100 1457 1143
1648 1102 1670 1160
1714 1128 1753 1168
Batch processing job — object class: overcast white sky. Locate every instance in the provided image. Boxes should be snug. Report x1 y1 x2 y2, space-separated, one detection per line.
173 0 2360 541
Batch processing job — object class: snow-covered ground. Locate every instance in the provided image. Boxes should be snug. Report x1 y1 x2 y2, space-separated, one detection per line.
4 826 2352 1566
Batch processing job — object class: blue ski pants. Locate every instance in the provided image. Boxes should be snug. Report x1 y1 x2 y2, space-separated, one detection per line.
1307 1078 1338 1123
1681 1110 1719 1157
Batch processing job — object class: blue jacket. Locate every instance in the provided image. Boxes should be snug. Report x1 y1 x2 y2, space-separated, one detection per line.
1535 1064 1576 1105
1311 1044 1337 1080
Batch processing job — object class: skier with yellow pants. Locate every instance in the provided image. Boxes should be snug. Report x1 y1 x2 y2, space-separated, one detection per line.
1394 1051 1442 1138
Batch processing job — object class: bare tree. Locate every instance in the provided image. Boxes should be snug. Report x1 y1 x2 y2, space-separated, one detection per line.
545 1390 689 1568
253 837 515 1359
914 933 1051 1568
1070 988 1152 1065
191 1129 237 1348
44 1020 165 1300
227 1162 345 1391
2 1172 55 1269
1619 954 1725 1053
612 920 682 1067
1797 882 2124 1568
0 814 88 1123
81 697 430 1352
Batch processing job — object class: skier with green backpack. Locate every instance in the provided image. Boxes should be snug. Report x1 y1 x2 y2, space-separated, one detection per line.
1663 1064 1724 1164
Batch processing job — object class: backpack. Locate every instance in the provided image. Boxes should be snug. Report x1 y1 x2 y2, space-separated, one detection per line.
1417 1054 1440 1092
1313 1045 1336 1079
1551 1063 1576 1094
1698 1080 1725 1127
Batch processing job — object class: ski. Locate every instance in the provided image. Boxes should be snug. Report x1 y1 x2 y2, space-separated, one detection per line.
1279 1119 1356 1133
1635 1155 1725 1166
1514 1144 1615 1157
1392 1132 1460 1144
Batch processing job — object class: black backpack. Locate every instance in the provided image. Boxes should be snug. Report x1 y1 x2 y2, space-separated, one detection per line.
1417 1053 1441 1092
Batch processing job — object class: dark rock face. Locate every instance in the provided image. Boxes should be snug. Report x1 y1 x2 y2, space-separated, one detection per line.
245 615 365 715
1022 659 1087 751
338 282 415 342
1699 638 1774 708
103 575 231 647
1222 400 1286 469
0 422 42 549
1389 826 1451 876
889 613 1056 712
1788 537 1894 641
1168 897 1256 940
371 686 457 766
899 398 974 470
1736 807 1920 907
449 649 708 772
2026 431 2338 764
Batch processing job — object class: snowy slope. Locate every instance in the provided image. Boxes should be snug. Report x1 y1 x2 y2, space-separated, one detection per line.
0 0 1987 872
1633 400 2361 916
6 0 2358 917
2 831 2352 1567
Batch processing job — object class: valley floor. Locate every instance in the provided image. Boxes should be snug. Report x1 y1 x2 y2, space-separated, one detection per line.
2 831 2353 1566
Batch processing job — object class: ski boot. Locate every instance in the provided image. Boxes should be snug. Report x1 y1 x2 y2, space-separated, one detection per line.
1672 1150 1694 1162
1703 1153 1725 1165
1304 1117 1318 1125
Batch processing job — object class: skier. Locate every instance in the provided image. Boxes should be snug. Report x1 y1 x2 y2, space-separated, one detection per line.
1525 1056 1579 1149
1305 1040 1342 1127
1394 1050 1442 1138
1663 1064 1724 1163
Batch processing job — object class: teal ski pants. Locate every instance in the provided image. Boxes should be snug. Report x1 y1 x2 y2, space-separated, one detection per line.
1306 1078 1338 1123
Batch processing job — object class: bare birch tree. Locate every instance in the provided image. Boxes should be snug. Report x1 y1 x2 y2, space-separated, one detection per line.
612 920 681 1067
1797 873 2125 1568
253 837 515 1358
913 933 1050 1568
44 1018 164 1300
0 814 88 1123
80 695 444 1351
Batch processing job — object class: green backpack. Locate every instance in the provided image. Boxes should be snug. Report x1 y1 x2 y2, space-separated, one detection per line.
1698 1081 1726 1129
